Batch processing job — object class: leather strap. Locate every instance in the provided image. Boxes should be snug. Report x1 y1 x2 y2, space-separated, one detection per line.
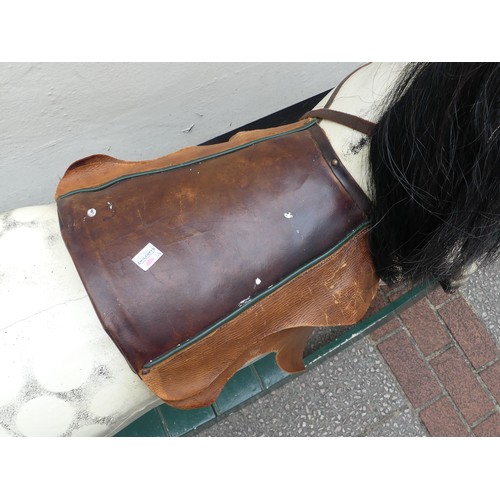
309 124 372 215
302 62 376 137
302 109 375 136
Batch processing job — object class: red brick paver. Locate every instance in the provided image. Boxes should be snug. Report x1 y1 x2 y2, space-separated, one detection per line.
399 299 450 356
370 285 500 436
419 397 470 436
473 412 500 437
480 361 500 402
429 347 494 424
377 331 442 408
426 286 457 307
438 296 499 369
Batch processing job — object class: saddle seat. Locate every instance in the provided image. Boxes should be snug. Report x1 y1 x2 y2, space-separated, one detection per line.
56 115 379 409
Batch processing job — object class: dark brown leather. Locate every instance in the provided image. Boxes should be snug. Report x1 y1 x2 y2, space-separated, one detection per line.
309 125 372 215
302 109 376 136
56 119 372 374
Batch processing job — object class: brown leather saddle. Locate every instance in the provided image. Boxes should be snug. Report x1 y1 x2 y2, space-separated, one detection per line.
56 68 379 409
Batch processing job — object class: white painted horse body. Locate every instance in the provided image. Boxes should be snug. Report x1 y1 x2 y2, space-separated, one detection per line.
0 63 403 436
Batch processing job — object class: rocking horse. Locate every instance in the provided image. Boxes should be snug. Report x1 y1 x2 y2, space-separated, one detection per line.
0 62 498 436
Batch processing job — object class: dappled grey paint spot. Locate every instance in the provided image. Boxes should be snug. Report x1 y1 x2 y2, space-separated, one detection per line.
0 212 37 236
349 136 370 155
0 362 122 437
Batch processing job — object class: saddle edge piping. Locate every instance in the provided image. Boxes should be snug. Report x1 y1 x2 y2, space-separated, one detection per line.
57 119 318 200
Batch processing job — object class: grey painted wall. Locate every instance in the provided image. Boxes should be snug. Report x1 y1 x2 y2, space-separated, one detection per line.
0 62 360 212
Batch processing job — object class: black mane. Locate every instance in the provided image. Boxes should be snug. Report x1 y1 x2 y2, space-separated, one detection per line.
368 62 500 287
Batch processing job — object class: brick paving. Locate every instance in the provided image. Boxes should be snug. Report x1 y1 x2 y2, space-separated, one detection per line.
369 284 500 437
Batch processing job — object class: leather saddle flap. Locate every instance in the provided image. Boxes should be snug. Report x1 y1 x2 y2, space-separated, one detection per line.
56 119 370 372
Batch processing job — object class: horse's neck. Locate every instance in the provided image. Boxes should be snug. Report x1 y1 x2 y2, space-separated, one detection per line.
317 62 406 196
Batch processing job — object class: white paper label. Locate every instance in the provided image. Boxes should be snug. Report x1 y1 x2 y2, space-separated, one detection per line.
132 243 163 271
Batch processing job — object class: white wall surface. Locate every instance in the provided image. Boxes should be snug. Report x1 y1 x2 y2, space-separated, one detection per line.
0 62 360 212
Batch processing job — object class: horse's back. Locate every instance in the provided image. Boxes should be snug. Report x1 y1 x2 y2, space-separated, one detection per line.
0 205 159 436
